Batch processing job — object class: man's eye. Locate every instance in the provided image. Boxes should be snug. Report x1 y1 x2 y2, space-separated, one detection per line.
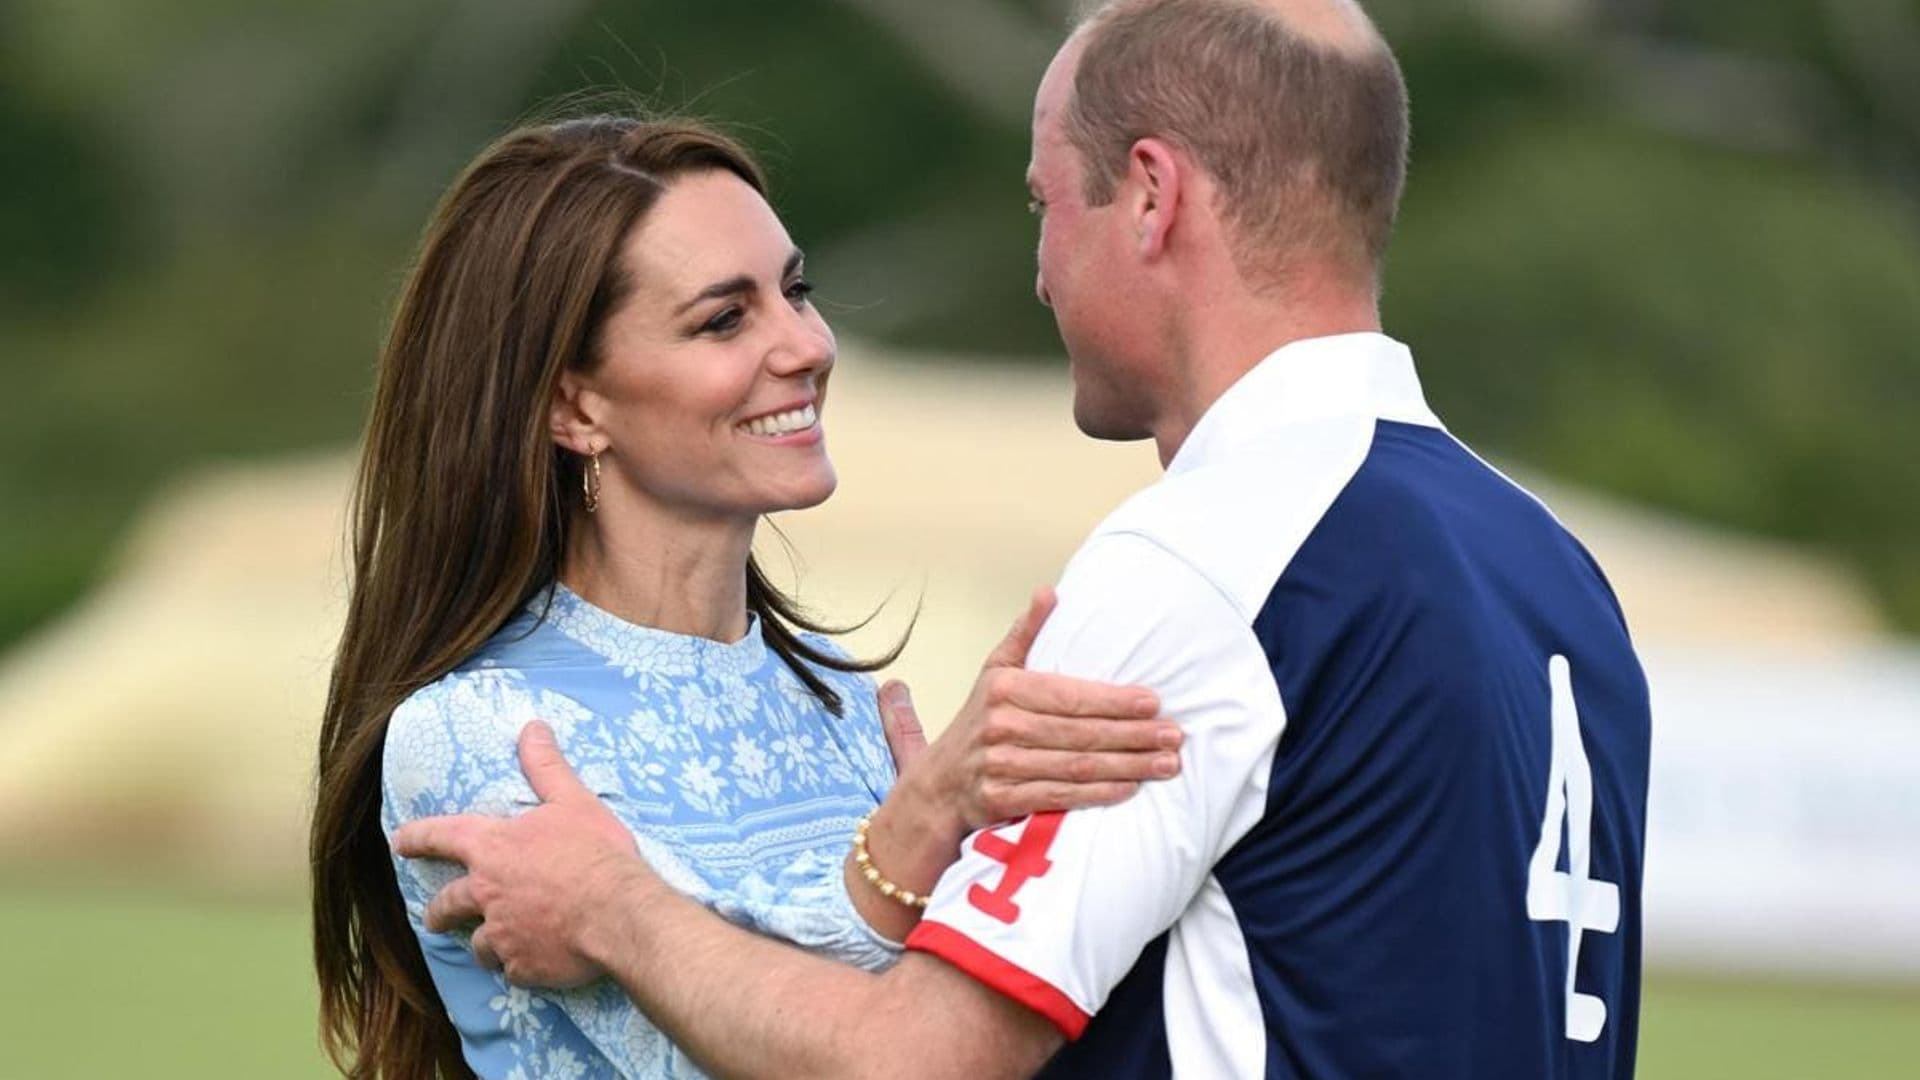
785 279 816 304
1027 198 1045 216
701 307 744 334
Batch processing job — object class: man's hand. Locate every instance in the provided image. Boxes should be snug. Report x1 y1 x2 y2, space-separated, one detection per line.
390 721 652 988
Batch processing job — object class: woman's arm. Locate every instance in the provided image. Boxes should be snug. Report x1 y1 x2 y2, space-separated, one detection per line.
383 674 628 1079
399 725 1065 1080
841 589 1182 942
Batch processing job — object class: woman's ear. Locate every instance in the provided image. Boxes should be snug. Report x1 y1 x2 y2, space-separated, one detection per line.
549 370 602 455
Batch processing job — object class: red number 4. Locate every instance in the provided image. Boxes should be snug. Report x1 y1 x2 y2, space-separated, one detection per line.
967 812 1065 924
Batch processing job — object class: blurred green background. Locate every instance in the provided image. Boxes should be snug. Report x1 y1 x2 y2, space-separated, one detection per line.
5 0 1920 653
2 881 1915 1077
2 0 1916 1076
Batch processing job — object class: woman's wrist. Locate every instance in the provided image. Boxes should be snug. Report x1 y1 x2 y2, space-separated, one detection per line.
865 764 970 895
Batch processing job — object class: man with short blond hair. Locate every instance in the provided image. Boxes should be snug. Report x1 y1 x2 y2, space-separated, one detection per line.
1063 0 1407 280
398 2 1650 1076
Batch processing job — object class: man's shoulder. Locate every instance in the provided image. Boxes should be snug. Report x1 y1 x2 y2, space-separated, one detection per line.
1074 414 1383 620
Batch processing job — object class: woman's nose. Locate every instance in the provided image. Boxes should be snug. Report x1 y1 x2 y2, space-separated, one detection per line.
768 308 835 376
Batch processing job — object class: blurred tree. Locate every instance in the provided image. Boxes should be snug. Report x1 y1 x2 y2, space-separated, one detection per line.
1388 115 1920 625
0 0 1915 647
0 20 135 315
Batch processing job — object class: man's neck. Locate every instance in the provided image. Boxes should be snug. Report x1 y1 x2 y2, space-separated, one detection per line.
1151 289 1382 467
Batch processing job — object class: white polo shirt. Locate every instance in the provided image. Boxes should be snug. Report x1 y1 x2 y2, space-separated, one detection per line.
905 333 1650 1080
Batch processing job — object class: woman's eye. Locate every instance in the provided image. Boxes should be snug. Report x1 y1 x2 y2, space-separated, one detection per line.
785 279 816 305
701 307 744 335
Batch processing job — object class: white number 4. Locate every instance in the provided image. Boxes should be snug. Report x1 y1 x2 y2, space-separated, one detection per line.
1527 655 1621 1043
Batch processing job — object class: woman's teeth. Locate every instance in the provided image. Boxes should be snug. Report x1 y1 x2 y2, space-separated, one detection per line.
742 404 817 437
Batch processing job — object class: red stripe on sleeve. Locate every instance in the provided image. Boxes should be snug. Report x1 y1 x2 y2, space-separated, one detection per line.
905 920 1091 1041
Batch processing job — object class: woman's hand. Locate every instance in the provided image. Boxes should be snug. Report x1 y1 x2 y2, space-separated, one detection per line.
882 590 1181 834
847 588 1181 938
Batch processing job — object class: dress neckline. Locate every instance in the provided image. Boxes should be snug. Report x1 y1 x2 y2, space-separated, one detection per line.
542 581 770 678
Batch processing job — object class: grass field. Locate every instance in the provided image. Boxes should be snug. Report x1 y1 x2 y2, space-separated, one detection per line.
2 884 1913 1078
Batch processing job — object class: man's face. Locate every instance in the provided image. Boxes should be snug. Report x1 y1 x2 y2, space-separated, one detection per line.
1029 37 1159 442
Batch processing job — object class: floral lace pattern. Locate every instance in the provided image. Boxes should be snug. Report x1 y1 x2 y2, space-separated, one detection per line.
382 585 901 1078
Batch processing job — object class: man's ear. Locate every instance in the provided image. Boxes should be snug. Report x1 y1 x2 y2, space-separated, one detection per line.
1126 136 1183 260
549 369 603 456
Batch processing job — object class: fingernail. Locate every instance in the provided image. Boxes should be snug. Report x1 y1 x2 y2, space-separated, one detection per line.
1157 726 1183 750
882 681 910 707
1154 753 1180 777
1135 694 1159 714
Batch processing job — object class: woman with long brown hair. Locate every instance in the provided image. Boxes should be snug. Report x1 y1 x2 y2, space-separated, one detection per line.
310 115 1180 1078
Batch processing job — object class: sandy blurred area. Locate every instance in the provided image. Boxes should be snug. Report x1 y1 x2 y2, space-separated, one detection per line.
0 343 1891 894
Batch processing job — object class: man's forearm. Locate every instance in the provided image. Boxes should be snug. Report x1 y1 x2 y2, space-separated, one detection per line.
579 861 1060 1080
583 868 868 1079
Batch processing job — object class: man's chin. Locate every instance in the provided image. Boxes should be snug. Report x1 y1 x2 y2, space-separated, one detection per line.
1065 350 1153 442
1071 402 1153 443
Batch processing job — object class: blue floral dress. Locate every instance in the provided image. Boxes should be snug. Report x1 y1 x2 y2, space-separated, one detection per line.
381 584 902 1078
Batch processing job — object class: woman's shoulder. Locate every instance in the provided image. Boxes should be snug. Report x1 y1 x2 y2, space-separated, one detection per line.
387 664 544 745
382 666 597 821
780 632 890 735
790 628 855 664
788 631 880 691
779 633 896 789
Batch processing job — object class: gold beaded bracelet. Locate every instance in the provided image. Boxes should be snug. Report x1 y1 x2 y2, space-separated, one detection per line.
852 814 930 909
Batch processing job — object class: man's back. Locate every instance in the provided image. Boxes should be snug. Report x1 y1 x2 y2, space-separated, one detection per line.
1249 419 1644 1077
910 334 1650 1079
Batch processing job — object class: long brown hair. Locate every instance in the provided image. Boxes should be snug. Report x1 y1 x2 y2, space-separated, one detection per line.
312 115 900 1079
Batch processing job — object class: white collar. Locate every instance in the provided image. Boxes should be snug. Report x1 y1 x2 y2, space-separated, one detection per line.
1167 332 1442 475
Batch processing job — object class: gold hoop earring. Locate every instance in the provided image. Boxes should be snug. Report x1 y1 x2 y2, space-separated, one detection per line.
582 449 602 513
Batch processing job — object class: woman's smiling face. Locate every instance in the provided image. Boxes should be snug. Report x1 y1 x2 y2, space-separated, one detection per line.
560 169 838 525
